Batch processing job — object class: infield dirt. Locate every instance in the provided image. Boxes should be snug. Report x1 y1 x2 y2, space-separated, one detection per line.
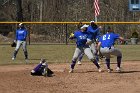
0 61 140 93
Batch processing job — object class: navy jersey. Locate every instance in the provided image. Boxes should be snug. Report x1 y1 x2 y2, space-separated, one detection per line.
87 26 100 40
16 28 28 41
99 32 120 48
72 30 90 47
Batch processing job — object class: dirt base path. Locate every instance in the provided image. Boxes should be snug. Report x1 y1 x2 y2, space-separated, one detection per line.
0 61 140 93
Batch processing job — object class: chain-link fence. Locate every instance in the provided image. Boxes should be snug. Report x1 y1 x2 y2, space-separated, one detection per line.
0 22 140 45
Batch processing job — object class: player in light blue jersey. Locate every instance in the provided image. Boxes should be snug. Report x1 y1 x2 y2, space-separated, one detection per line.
12 23 28 61
97 26 124 72
77 21 101 65
69 24 102 73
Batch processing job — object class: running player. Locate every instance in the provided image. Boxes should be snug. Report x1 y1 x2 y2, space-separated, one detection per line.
97 26 124 72
69 24 102 73
77 21 101 65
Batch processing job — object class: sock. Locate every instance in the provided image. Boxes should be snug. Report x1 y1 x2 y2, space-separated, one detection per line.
24 51 28 59
13 50 18 58
78 54 84 61
92 59 100 69
70 60 76 69
105 59 110 69
95 54 99 62
117 56 122 68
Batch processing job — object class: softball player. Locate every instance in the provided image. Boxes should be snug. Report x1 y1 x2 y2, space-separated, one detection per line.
12 23 28 61
77 21 101 65
69 24 102 73
31 59 54 77
97 26 124 72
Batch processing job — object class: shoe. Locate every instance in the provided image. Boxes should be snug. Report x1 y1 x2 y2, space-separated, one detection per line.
25 57 28 63
77 61 82 65
25 59 28 63
98 68 102 73
107 69 113 73
69 69 74 73
12 57 15 60
98 62 101 65
116 67 121 72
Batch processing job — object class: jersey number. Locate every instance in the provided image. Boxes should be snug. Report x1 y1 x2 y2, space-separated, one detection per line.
79 35 87 39
103 35 110 40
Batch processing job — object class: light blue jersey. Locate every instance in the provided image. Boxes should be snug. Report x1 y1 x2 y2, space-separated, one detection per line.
16 28 28 41
71 30 90 47
99 32 119 48
87 26 100 40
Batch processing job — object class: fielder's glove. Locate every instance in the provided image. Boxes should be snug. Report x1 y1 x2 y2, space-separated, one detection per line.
69 33 74 39
11 40 17 47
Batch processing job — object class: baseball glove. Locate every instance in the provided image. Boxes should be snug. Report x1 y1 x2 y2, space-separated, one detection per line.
11 41 16 47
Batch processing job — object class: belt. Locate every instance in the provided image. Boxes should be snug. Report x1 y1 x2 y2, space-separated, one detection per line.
101 46 113 49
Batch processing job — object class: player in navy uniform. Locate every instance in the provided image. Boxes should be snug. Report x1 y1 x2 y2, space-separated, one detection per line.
77 21 101 65
69 24 102 73
12 23 28 61
97 26 124 72
31 59 54 77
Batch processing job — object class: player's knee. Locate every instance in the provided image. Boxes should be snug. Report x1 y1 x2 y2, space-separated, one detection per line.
15 48 19 51
72 56 78 61
72 57 77 61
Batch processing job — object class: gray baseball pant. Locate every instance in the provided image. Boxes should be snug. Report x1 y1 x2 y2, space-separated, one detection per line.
12 40 28 59
70 46 100 69
100 47 122 59
100 46 122 68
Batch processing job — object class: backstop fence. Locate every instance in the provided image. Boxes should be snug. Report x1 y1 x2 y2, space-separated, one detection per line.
0 22 140 45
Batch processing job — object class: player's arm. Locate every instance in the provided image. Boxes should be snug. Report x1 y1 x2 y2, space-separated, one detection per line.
119 36 124 41
96 36 102 53
119 36 126 44
88 26 101 33
97 42 101 53
96 26 102 38
24 30 28 40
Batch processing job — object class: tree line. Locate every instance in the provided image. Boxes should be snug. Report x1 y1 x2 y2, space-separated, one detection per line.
0 0 140 40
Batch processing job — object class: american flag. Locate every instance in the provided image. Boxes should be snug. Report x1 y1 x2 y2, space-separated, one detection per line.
94 0 100 17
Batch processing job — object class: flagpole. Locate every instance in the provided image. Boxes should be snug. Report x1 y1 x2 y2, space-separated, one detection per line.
95 16 97 22
94 0 100 22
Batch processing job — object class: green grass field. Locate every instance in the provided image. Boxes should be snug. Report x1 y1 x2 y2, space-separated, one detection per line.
0 44 140 65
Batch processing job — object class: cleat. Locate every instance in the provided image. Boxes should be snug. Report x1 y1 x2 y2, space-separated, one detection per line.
25 59 28 63
98 68 102 73
98 62 101 65
77 61 82 65
69 69 74 73
107 69 113 73
12 57 15 60
116 67 121 72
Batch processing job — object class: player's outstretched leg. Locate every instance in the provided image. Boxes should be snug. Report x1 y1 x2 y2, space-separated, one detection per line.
91 59 102 72
69 60 76 73
105 59 113 73
12 50 18 60
77 53 84 65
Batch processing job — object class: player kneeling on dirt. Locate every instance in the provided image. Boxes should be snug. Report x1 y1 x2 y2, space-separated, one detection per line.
31 59 54 77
